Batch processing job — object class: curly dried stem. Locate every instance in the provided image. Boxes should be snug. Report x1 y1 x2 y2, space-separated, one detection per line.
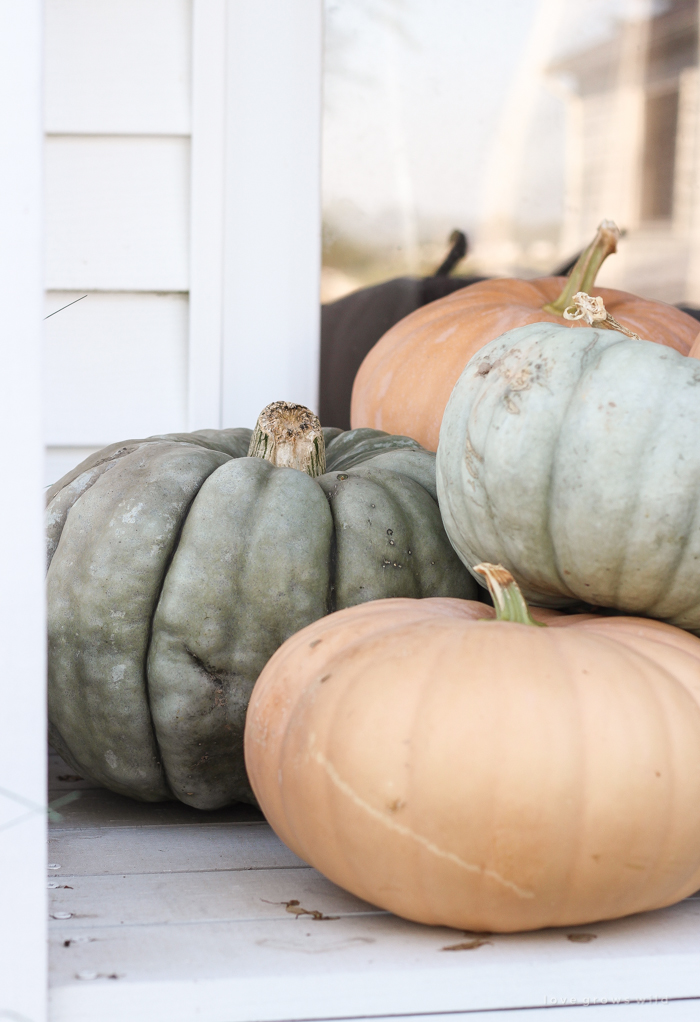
562 292 641 340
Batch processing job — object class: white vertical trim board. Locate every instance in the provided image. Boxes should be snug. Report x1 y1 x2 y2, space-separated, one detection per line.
221 0 323 428
0 2 47 1021
188 0 227 430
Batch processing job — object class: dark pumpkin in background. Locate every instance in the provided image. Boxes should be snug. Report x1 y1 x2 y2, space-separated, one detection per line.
320 225 700 435
46 404 477 810
319 231 484 430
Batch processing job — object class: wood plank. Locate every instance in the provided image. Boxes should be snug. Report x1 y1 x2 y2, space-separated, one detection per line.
45 0 191 135
45 138 190 291
47 751 700 1019
43 291 188 449
48 898 700 1021
49 824 307 877
48 867 378 927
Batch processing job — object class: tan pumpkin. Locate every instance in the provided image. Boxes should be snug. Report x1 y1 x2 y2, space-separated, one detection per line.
350 222 700 451
245 565 700 933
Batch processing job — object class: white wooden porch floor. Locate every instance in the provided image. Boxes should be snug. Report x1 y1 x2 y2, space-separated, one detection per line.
48 750 700 1022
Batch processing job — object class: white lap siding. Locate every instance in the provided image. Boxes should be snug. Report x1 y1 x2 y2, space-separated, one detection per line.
44 0 192 486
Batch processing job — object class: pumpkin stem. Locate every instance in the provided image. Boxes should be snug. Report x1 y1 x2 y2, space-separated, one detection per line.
473 563 545 627
543 220 620 317
247 401 326 478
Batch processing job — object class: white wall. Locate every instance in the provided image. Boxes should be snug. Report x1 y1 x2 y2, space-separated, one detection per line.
0 2 47 1018
44 0 192 485
44 0 322 487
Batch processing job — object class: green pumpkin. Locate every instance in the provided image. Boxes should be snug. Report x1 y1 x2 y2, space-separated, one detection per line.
437 322 700 631
48 404 477 809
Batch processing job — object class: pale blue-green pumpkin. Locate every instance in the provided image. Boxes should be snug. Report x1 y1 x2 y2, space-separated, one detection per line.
47 404 477 809
436 321 700 631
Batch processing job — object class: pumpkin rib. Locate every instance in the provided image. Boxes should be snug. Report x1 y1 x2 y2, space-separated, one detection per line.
48 443 229 800
547 630 587 918
147 458 334 809
544 614 700 908
641 401 700 623
46 440 168 573
558 630 678 913
546 617 700 904
542 337 601 604
547 330 637 607
141 458 230 797
607 351 695 616
629 640 700 903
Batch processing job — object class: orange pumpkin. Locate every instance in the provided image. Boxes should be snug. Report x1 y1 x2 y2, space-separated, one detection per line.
350 223 700 451
245 565 700 933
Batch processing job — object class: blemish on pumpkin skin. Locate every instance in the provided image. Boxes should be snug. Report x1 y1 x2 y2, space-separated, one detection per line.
503 367 532 392
309 639 322 649
312 748 534 900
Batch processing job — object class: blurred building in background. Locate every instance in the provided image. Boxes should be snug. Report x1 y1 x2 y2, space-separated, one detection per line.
551 0 700 303
322 0 700 307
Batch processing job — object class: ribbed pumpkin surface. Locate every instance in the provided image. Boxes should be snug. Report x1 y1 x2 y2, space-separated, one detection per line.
245 597 700 932
47 426 477 809
437 322 700 630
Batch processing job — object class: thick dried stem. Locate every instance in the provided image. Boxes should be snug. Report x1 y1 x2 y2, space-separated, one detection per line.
248 401 326 478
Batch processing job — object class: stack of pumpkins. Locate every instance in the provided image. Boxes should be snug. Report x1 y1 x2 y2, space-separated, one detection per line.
48 221 700 935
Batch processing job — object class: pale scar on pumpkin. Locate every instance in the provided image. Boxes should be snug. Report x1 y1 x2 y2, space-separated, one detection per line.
312 748 534 900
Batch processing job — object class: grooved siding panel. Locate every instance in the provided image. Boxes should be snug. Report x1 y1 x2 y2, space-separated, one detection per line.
45 136 190 292
44 291 188 450
44 1 192 485
45 0 191 135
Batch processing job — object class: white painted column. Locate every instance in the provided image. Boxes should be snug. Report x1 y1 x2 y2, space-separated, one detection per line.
0 2 47 1020
684 3 700 305
222 0 323 427
188 0 227 430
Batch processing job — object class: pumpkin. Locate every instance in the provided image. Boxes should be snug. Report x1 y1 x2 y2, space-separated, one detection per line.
47 402 478 810
351 221 700 451
245 564 700 933
437 317 700 630
320 230 485 430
